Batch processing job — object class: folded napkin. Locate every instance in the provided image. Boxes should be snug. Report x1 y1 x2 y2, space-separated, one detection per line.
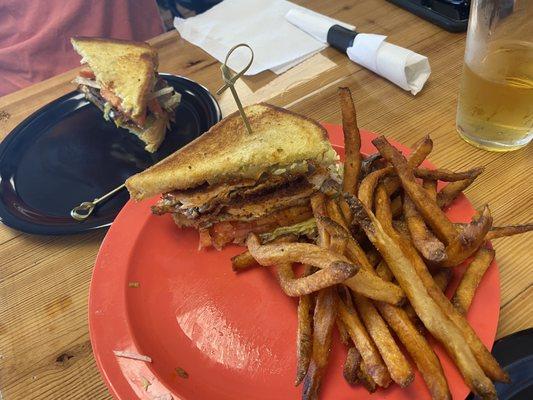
174 0 353 75
286 9 430 95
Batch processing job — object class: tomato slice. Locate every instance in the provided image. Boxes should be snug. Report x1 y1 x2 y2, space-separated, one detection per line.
148 98 163 117
79 67 95 79
100 88 122 109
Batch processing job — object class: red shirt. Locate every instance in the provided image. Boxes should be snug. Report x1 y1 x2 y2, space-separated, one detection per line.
0 0 165 96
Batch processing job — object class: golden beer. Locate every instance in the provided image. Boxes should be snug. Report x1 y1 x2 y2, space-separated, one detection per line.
457 41 533 151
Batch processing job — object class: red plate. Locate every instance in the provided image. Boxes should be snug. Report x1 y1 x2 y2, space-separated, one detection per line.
89 124 500 400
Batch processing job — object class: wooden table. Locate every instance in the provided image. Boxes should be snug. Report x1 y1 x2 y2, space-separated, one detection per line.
0 1 531 398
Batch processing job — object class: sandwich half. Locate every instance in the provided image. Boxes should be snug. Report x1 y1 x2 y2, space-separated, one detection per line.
71 37 181 152
126 103 339 249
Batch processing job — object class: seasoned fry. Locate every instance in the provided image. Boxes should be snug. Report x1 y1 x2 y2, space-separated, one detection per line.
354 294 414 387
376 302 451 400
246 235 403 304
231 234 298 271
339 87 362 194
486 224 533 240
404 195 447 262
437 178 477 209
373 136 458 244
276 261 357 297
364 191 508 385
302 287 337 399
337 317 351 347
403 269 453 332
343 346 362 385
326 198 349 229
414 166 484 182
365 247 381 268
295 265 314 386
390 195 403 218
440 206 492 268
317 216 374 272
338 88 362 222
247 234 355 272
382 135 434 196
337 297 392 388
434 269 453 292
358 166 394 209
311 193 330 248
423 179 438 201
452 247 495 315
345 194 499 399
364 196 451 399
358 362 378 393
375 260 394 282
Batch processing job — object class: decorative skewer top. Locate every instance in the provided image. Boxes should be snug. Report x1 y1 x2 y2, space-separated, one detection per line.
216 43 254 134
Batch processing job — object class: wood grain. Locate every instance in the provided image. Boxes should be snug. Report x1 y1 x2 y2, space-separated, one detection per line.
0 1 531 399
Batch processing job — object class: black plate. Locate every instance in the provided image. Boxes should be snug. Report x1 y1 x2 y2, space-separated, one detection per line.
467 328 533 400
0 74 221 235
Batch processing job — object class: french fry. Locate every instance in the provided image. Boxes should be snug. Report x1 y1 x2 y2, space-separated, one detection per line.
337 296 392 388
339 87 362 194
343 346 362 385
437 178 477 209
358 166 394 209
375 260 394 282
231 234 298 271
414 166 484 182
311 193 330 248
295 265 314 386
358 361 378 393
302 287 337 399
440 206 492 268
373 136 458 244
404 195 447 262
246 235 403 304
275 261 357 297
326 198 349 229
317 215 375 272
366 190 508 384
247 235 358 277
363 192 451 398
365 247 381 268
338 87 362 222
345 194 499 399
337 317 351 347
486 224 533 240
423 179 438 201
376 302 451 400
353 293 414 387
382 135 434 196
452 247 495 315
403 269 453 332
390 195 403 218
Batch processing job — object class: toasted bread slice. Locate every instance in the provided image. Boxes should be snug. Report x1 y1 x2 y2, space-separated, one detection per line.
126 103 337 200
71 37 158 121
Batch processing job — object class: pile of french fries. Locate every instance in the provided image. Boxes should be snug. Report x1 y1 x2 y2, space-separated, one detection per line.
232 88 532 400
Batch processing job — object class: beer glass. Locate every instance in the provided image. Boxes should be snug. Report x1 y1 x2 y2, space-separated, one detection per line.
456 0 532 151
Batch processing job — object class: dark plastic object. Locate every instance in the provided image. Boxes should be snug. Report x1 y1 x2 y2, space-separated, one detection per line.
467 328 533 399
387 0 470 32
0 74 221 235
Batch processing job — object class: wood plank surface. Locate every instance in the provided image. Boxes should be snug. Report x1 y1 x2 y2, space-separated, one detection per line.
0 1 531 399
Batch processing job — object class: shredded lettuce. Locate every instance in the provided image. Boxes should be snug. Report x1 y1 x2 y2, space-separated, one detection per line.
259 218 317 242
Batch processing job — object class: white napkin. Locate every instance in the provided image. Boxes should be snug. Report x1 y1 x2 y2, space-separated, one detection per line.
173 0 353 75
287 9 430 95
347 34 430 95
